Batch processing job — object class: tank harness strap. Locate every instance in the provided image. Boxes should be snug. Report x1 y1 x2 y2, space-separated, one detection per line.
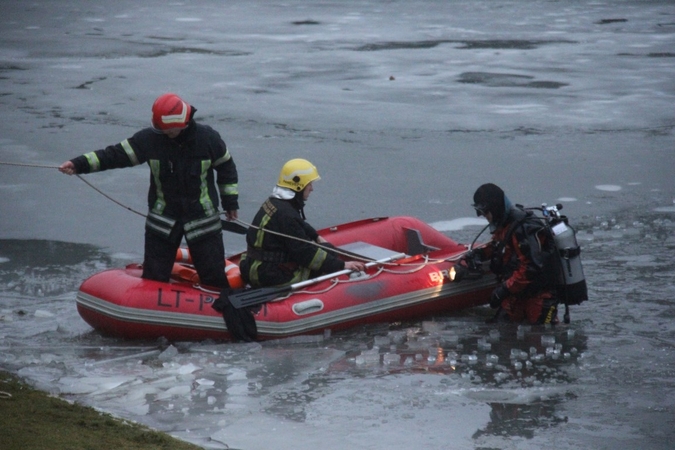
559 246 581 259
494 210 530 257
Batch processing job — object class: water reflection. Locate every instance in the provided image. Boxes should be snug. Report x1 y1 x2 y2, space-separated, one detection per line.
325 319 587 439
473 400 569 439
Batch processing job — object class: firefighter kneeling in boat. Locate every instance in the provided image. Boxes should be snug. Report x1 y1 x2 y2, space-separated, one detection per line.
239 158 365 287
454 183 559 325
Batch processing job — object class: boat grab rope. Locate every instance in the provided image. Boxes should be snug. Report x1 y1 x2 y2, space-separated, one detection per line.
272 255 433 300
192 285 220 295
232 217 478 268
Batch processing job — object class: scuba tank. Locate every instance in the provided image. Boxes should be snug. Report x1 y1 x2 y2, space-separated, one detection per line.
548 214 588 304
540 204 588 324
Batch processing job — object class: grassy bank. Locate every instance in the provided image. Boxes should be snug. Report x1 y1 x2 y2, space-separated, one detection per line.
0 371 203 450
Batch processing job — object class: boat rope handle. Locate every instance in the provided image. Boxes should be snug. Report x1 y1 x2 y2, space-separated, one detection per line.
280 278 341 298
285 267 386 298
382 260 428 275
280 255 432 299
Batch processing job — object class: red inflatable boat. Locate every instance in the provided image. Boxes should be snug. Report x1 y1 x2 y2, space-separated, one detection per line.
76 216 495 341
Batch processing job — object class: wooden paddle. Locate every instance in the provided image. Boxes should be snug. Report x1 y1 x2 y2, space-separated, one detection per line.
227 253 407 309
221 219 247 235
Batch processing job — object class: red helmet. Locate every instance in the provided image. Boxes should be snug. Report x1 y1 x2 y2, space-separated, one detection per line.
151 93 192 131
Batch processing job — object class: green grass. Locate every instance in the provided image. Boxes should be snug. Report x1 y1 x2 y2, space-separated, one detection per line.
0 371 204 450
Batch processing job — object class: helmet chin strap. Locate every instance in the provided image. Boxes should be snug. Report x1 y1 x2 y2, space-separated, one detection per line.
292 190 307 219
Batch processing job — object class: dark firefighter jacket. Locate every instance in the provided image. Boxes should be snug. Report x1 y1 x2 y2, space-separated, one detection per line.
69 121 238 243
239 197 345 287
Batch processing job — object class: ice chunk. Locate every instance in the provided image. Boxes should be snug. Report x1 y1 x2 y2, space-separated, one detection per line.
176 363 200 375
541 335 556 346
159 345 179 361
595 184 622 191
477 338 491 351
382 353 400 365
355 349 380 365
422 321 443 333
387 330 407 344
156 384 192 400
56 375 135 395
373 335 391 347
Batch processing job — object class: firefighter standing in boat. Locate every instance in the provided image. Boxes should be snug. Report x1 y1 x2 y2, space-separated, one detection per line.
456 183 559 325
59 93 238 289
239 158 365 288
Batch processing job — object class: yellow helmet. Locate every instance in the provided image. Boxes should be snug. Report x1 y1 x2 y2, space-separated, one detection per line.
277 158 320 192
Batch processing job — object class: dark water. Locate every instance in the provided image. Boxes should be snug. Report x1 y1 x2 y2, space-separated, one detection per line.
1 1 674 449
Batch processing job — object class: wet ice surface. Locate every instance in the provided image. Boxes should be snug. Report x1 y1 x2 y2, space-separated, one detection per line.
1 208 675 450
1 0 674 449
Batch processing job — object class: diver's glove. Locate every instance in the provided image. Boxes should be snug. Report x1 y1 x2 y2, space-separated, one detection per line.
489 284 509 309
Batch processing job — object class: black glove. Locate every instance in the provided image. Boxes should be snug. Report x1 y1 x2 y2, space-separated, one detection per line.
489 284 509 309
471 247 485 261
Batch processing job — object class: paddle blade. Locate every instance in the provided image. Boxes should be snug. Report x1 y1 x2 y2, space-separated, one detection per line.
228 285 292 309
212 289 258 341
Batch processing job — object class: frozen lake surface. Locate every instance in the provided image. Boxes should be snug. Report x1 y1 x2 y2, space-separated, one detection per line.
1 1 674 449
